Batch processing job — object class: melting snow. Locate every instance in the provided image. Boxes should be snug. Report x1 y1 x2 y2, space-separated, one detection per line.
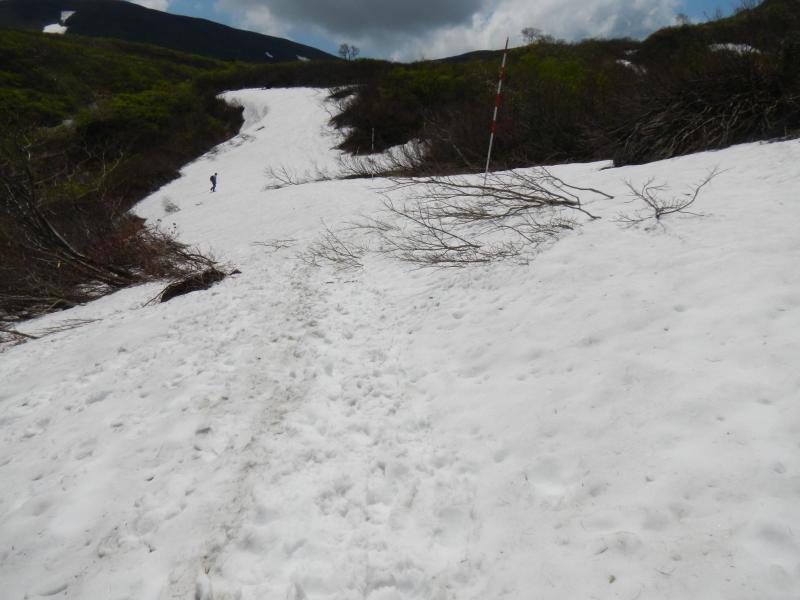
709 43 759 54
43 10 75 35
1 87 799 600
43 23 68 34
615 59 646 74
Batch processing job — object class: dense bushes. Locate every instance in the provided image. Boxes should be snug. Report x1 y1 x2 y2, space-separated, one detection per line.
194 57 391 95
0 29 225 126
0 127 215 321
0 30 242 324
331 64 488 155
608 44 800 164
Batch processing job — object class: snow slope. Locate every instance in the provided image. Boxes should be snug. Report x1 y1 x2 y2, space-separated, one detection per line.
1 87 799 600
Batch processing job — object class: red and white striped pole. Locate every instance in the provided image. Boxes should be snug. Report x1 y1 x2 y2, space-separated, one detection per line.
484 37 509 185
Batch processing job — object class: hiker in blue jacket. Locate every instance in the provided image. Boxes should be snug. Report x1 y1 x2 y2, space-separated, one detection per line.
210 172 217 192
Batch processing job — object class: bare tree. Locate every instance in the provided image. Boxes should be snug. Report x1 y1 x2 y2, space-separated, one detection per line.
263 163 336 189
675 13 691 26
287 163 613 271
616 168 721 225
264 141 429 191
372 200 573 266
335 141 429 178
366 169 611 267
299 221 368 270
705 7 725 20
252 238 297 252
734 0 761 14
521 27 554 44
338 43 360 61
0 325 39 347
387 168 606 220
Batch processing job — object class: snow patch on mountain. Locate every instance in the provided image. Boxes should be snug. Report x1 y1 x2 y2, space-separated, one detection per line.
709 42 759 54
43 10 75 35
43 23 67 34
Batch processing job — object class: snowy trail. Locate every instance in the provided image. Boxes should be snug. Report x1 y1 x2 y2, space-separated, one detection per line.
0 249 329 598
208 264 493 599
1 88 799 600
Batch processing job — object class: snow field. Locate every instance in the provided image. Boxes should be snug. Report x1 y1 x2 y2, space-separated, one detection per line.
1 88 799 599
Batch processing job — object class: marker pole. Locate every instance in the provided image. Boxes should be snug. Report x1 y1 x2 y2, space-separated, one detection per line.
484 37 509 185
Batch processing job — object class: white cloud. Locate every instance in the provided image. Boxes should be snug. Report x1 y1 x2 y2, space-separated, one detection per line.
131 0 172 10
214 0 681 60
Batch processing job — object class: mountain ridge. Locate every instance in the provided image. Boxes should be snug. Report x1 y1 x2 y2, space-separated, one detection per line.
0 0 336 63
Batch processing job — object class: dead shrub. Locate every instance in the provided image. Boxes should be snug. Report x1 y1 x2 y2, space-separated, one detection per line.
158 268 227 303
0 128 224 326
608 49 800 165
616 168 721 225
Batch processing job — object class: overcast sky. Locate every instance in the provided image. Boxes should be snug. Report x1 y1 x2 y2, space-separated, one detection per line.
133 0 739 60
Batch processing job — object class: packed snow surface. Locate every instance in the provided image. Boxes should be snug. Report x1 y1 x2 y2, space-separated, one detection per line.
1 88 799 600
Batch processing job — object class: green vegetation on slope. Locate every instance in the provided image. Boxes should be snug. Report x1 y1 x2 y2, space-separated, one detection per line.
0 28 227 126
334 0 800 170
0 28 395 323
0 30 240 322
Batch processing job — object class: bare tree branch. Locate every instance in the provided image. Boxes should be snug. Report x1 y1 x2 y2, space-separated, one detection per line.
616 167 722 224
359 168 609 267
299 221 368 271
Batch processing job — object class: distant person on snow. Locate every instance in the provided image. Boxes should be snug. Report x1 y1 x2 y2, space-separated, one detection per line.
210 173 217 192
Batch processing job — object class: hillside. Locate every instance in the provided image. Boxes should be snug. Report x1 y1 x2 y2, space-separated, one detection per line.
0 27 249 320
0 27 232 126
335 0 800 167
0 27 392 323
2 0 799 326
0 0 335 63
1 87 798 600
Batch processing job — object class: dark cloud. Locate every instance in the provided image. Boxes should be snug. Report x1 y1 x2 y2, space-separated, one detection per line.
215 0 680 61
220 0 486 36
